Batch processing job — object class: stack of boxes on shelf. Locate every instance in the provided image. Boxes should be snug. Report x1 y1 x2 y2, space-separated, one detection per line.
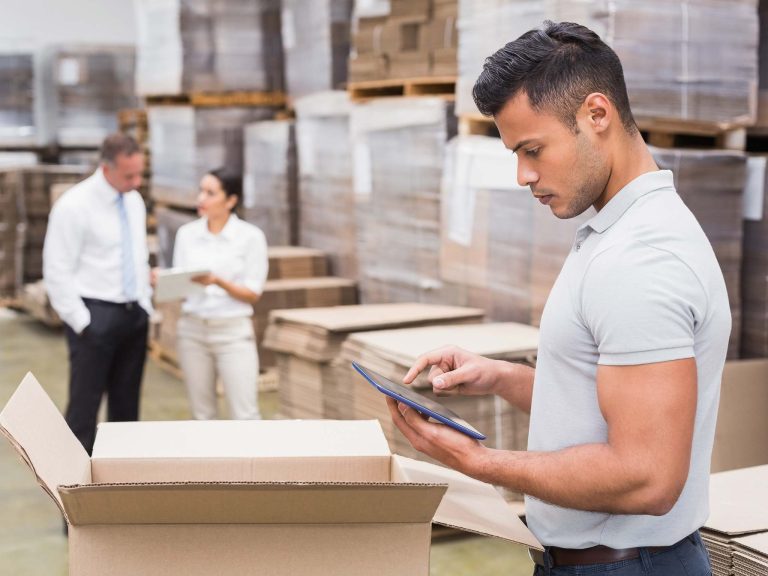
349 0 458 82
262 303 483 418
0 52 38 147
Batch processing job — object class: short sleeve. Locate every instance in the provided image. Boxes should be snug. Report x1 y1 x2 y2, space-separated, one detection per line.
580 241 707 366
242 227 269 295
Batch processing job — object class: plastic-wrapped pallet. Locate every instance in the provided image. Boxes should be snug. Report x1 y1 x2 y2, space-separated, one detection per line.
243 120 298 246
281 0 353 100
295 92 358 279
50 45 138 147
0 51 46 146
135 0 284 95
441 135 534 323
651 147 746 359
741 155 768 357
456 0 759 127
351 97 460 304
154 205 197 268
148 105 274 208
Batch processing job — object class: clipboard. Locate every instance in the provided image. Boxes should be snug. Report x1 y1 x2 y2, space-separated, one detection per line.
154 268 210 302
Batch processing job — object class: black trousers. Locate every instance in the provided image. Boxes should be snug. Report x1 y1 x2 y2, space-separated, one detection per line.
64 299 149 455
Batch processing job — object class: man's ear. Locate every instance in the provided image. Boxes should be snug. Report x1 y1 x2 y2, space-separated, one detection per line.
583 92 611 134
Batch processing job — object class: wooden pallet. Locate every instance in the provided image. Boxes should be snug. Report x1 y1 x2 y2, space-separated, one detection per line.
637 118 749 151
458 114 498 137
148 340 183 379
348 76 456 102
144 91 287 108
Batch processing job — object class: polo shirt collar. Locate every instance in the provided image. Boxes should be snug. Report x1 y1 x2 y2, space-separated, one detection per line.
583 170 675 234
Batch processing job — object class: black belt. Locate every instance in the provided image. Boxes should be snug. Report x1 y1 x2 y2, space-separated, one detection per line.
529 533 693 568
82 297 140 311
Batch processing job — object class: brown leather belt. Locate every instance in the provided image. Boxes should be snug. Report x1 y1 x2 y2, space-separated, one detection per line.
529 543 671 568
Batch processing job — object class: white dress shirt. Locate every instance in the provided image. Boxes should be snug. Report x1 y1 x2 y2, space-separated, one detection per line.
43 168 152 333
173 214 268 319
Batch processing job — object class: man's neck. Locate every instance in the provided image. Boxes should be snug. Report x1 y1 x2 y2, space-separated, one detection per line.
596 134 659 211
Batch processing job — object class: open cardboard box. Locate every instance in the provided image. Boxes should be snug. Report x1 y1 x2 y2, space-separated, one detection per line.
1 373 542 575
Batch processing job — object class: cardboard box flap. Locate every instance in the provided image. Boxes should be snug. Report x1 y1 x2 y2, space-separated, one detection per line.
59 482 447 526
706 465 768 536
0 373 91 518
392 455 543 550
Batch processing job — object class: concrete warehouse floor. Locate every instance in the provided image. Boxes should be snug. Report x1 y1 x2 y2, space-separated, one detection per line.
0 308 534 575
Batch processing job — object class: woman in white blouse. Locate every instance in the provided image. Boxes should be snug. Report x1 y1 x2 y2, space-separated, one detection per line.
172 168 268 420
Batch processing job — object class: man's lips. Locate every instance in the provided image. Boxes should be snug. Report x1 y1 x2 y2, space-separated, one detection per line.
535 194 554 205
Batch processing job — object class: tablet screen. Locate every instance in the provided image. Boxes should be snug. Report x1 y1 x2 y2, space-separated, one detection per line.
352 362 486 440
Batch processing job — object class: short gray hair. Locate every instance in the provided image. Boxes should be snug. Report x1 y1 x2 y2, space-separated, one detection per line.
100 133 141 165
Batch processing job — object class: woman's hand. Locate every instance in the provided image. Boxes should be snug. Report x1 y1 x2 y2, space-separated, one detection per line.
191 273 219 287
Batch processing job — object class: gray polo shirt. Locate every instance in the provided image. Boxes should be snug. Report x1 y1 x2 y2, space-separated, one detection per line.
526 170 730 548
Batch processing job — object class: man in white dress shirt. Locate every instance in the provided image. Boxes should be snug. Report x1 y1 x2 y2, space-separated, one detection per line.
44 134 151 455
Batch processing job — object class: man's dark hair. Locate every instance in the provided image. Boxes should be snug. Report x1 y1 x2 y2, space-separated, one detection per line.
472 21 637 134
100 133 142 164
208 167 243 207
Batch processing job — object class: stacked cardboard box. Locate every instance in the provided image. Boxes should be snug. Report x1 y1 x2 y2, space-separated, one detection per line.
295 92 358 279
456 0 759 127
741 156 768 357
349 0 458 81
281 0 353 99
0 52 41 146
148 105 274 208
262 303 484 418
753 1 768 132
254 277 358 370
651 147 746 359
243 120 298 246
267 246 328 280
701 465 768 576
338 322 538 469
352 97 459 304
135 0 284 96
50 45 138 147
0 165 88 296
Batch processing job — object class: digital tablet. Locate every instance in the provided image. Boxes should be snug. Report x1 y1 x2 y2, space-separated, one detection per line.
154 268 210 302
351 361 486 440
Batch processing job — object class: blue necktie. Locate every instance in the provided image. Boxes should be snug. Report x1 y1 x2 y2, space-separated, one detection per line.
117 194 137 301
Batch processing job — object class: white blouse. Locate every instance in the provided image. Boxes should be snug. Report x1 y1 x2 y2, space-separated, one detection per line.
173 214 268 319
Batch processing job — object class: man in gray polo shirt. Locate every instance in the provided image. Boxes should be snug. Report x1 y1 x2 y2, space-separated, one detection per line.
389 21 728 575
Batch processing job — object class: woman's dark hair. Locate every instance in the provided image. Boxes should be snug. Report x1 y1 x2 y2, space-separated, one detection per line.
472 21 637 134
208 167 243 208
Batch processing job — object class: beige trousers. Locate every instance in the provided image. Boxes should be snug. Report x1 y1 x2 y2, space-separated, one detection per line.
177 314 260 420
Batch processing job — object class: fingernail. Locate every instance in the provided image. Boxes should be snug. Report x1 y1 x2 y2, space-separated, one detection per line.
434 377 445 388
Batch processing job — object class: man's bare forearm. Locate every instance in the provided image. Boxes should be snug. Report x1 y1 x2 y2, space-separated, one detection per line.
493 361 535 414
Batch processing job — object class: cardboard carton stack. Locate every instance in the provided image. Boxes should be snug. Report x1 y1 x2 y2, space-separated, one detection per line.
19 279 61 327
254 277 358 370
135 0 284 96
5 166 89 292
148 105 275 208
349 0 458 82
281 0 354 100
651 147 746 359
456 0 759 128
266 246 329 280
352 97 459 304
294 92 358 279
338 322 539 473
243 120 298 246
51 45 138 147
262 303 484 418
0 51 41 146
701 465 768 576
0 374 542 576
741 156 768 358
753 1 768 132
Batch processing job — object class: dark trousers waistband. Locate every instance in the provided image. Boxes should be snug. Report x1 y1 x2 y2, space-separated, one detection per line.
529 532 696 568
82 297 140 311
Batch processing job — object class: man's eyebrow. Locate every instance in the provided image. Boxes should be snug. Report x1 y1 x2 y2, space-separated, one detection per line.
512 139 535 154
